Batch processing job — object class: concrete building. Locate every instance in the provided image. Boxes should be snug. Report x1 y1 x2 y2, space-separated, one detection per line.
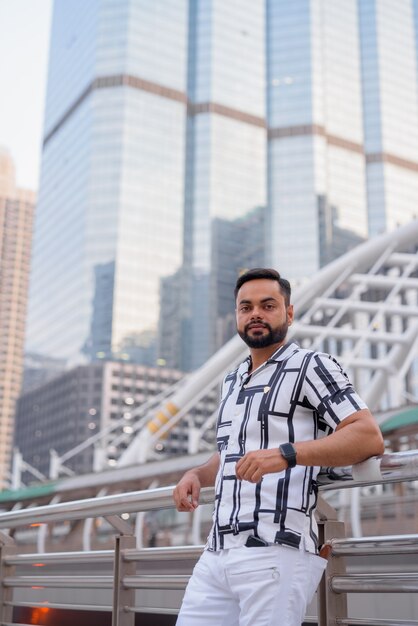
0 149 35 487
15 361 217 479
22 352 66 394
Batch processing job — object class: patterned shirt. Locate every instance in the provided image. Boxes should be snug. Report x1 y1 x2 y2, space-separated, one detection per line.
206 341 367 553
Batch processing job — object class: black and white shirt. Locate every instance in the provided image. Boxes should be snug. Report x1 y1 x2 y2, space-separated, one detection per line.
207 342 367 554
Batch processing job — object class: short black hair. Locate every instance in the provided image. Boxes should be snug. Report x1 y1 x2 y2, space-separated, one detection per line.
234 268 291 306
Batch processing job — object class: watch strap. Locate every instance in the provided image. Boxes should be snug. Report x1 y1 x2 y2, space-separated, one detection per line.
279 442 297 468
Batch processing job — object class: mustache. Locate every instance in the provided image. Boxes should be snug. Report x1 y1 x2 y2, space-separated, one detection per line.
245 321 271 332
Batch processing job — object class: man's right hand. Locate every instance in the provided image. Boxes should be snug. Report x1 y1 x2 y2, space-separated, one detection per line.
173 472 201 511
173 453 220 512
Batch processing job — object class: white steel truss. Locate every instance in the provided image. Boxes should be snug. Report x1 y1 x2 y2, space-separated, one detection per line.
12 221 418 483
117 220 418 466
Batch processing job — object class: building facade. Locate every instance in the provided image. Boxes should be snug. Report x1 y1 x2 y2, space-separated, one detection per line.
15 361 216 478
26 0 189 370
0 150 35 487
267 0 369 277
359 0 418 237
26 0 418 374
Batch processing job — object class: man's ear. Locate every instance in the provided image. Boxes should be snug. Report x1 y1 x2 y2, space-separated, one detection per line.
287 304 294 325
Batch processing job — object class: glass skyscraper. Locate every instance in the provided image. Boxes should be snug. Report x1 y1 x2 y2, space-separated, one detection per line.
180 1 267 369
359 0 418 236
268 0 368 277
27 0 189 368
26 0 418 372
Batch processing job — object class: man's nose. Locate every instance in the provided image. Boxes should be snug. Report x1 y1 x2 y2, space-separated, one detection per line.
250 307 263 319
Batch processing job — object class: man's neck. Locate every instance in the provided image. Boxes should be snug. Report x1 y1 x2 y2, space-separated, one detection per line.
248 342 286 373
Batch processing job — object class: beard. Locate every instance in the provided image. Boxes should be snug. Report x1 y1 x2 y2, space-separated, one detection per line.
238 319 289 349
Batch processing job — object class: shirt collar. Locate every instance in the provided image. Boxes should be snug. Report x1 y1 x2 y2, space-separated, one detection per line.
266 341 299 363
238 341 299 379
239 355 252 378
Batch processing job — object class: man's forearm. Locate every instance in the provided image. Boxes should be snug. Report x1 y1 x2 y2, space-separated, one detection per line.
186 452 220 487
236 409 384 483
174 452 220 511
294 409 384 468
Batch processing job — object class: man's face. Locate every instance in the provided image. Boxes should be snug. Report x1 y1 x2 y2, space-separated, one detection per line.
236 279 294 349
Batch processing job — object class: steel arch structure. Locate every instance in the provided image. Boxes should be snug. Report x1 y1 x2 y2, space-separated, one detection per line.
115 219 418 467
18 220 416 482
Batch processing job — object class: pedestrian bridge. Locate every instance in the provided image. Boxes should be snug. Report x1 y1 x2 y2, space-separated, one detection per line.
11 220 418 485
3 220 418 624
0 449 417 625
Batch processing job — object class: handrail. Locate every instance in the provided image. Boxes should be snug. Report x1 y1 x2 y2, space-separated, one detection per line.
123 545 204 561
329 535 418 556
0 486 213 529
0 449 416 529
3 550 114 565
317 450 418 489
3 575 113 589
4 600 112 611
0 449 416 626
335 617 417 626
123 575 190 590
2 545 204 566
331 573 418 593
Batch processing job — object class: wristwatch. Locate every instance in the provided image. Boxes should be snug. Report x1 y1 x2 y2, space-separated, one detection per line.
279 443 297 468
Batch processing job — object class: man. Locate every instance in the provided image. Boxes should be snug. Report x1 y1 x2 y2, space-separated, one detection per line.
173 268 384 626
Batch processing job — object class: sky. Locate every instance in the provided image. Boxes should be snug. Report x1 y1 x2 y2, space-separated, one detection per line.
0 0 53 191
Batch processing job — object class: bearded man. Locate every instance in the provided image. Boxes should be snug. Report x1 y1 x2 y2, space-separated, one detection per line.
173 267 384 626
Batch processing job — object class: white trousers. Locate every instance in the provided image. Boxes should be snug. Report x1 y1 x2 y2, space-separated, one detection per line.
176 545 327 626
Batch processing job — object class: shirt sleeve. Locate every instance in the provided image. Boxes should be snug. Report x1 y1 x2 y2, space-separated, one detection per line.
303 351 368 429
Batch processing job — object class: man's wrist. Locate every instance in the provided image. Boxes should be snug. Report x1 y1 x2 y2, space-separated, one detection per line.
279 442 297 468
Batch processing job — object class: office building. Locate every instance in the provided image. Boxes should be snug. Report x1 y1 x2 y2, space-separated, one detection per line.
26 0 267 372
26 0 418 374
15 361 216 478
22 352 66 394
0 149 35 487
26 0 189 370
359 0 418 236
267 0 369 277
160 206 266 370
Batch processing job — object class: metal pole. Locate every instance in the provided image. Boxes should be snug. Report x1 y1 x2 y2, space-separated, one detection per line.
112 534 136 626
316 496 348 626
322 520 348 626
0 531 16 624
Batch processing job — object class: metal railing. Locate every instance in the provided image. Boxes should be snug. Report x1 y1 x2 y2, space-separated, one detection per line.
0 450 416 625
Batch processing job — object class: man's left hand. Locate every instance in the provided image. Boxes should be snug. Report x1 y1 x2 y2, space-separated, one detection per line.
235 449 288 483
